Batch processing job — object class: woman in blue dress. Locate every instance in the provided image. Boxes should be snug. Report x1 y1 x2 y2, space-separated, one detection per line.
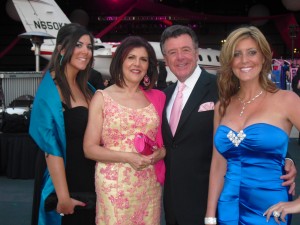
205 26 300 225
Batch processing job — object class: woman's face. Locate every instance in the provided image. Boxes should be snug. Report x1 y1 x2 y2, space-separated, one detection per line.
231 37 265 82
122 47 149 85
68 34 93 72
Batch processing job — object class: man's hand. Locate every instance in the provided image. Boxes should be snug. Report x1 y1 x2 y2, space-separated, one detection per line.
281 159 297 195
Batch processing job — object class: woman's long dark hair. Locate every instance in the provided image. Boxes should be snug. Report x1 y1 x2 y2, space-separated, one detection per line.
46 23 94 107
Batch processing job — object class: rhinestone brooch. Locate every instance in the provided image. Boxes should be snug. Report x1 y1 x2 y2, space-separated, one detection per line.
227 130 246 147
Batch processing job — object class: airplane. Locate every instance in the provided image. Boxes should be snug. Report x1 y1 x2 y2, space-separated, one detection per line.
11 0 220 82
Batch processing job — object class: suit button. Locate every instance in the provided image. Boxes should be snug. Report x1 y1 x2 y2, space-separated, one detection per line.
172 143 177 148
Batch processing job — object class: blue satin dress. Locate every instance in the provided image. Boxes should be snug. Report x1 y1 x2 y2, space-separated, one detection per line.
214 123 291 225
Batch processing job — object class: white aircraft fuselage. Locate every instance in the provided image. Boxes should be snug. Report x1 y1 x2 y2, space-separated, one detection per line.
12 0 220 81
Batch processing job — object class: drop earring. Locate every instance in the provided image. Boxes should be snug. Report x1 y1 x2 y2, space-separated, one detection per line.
143 75 150 86
60 54 64 66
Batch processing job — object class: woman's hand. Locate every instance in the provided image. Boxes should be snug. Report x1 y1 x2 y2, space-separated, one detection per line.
127 152 152 170
264 198 300 224
146 147 166 165
57 197 86 215
127 147 166 170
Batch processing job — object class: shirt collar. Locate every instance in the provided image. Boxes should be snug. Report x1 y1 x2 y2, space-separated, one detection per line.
177 65 201 90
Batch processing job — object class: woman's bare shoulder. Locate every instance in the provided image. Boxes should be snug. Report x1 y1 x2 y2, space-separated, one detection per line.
267 90 300 113
271 89 299 101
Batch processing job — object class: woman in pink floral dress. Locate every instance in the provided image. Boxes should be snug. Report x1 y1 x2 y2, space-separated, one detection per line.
83 36 166 225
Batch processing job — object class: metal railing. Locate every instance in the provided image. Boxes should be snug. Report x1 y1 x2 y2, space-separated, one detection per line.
0 71 43 107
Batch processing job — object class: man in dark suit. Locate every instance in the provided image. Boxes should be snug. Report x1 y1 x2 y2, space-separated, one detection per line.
88 68 105 90
156 60 168 90
160 25 297 225
160 25 218 225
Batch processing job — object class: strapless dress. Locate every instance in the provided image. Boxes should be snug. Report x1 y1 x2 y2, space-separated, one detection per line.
214 123 292 225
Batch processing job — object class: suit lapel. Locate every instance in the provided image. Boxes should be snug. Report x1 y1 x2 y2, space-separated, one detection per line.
176 70 212 135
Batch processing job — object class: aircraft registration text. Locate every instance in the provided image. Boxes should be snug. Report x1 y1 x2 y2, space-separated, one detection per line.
34 21 68 30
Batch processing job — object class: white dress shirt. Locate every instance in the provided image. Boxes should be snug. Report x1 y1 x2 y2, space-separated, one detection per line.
167 66 202 122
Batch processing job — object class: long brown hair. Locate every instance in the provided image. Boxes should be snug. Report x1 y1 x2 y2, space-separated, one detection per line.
218 26 278 117
46 23 94 108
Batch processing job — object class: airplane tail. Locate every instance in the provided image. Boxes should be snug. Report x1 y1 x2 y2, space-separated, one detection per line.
12 0 70 45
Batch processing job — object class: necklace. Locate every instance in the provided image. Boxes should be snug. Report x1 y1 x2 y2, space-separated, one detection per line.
237 90 263 116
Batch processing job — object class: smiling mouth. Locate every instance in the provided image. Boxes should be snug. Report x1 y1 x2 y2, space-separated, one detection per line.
131 69 142 73
240 67 252 72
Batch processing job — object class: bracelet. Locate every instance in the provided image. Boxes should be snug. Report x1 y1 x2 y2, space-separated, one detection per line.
204 217 217 224
285 157 294 166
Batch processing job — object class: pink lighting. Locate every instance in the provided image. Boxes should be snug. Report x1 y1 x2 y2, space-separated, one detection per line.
98 16 188 21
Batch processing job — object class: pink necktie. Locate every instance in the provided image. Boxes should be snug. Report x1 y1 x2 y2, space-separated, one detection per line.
169 83 185 135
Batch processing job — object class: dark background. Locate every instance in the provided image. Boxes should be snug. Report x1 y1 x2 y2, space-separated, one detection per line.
1 0 300 71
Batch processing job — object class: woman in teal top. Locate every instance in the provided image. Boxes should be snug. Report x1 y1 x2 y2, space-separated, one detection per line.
30 23 95 225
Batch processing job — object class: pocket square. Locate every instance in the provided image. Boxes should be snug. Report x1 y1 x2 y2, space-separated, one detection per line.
198 102 214 112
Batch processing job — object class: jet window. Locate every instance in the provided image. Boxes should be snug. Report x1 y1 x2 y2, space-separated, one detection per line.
94 46 105 50
199 55 203 61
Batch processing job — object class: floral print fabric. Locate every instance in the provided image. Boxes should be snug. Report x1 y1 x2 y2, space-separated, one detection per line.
95 91 162 225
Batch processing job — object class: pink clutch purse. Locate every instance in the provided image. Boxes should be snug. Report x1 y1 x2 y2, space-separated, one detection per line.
133 133 157 155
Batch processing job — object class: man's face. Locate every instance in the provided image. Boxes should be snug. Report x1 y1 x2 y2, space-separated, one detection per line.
163 34 199 82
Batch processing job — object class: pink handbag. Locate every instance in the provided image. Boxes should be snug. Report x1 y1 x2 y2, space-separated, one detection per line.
133 133 157 155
